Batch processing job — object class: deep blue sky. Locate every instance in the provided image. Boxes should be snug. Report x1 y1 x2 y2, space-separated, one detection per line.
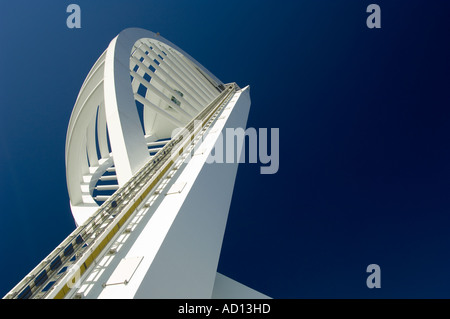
1 1 450 298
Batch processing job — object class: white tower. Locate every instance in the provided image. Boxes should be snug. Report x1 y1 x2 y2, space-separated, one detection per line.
4 28 269 299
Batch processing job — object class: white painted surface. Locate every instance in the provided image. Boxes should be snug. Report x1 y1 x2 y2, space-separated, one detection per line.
68 87 260 299
105 256 143 286
212 273 271 299
132 88 251 299
167 181 187 195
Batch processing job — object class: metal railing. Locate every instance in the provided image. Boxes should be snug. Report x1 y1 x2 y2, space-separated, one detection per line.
4 83 237 299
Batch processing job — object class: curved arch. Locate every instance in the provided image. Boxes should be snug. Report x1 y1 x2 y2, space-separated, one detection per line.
65 28 223 225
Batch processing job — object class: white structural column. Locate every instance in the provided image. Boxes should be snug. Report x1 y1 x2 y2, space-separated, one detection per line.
96 102 109 159
132 87 254 298
103 35 149 187
86 113 99 167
